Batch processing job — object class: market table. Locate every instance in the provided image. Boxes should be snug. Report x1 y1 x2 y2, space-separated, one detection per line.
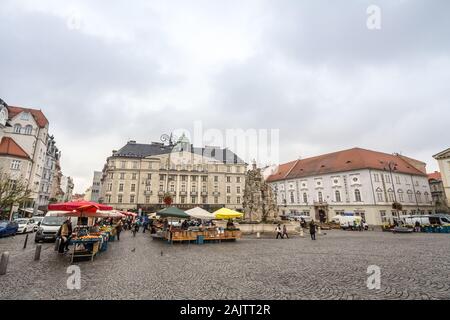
69 237 102 263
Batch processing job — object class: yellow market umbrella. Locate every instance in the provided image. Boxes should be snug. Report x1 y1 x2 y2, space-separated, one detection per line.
213 207 243 220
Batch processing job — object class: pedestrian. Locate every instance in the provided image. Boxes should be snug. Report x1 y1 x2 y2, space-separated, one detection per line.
414 220 421 232
282 224 289 239
116 219 123 241
58 219 70 253
309 220 316 240
64 218 73 251
133 220 139 236
275 224 283 239
143 219 148 233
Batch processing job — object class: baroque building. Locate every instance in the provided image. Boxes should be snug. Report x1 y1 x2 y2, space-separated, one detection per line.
427 171 449 213
99 136 246 212
267 147 434 226
433 148 450 210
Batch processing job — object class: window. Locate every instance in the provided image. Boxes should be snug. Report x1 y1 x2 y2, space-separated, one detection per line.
202 196 207 204
24 125 32 135
132 162 138 169
214 197 219 204
118 195 123 203
132 173 137 180
303 193 308 203
181 175 187 182
335 190 341 202
290 192 295 204
170 184 175 192
227 166 231 173
408 191 414 202
181 184 186 192
354 189 362 202
121 161 126 169
10 160 21 170
159 174 165 181
385 174 391 184
120 173 125 180
145 196 150 204
237 187 241 194
131 184 136 192
191 197 196 204
14 124 21 133
424 192 430 203
159 184 164 192
395 176 401 184
377 190 384 202
227 196 231 204
119 184 124 192
373 173 380 182
398 192 404 202
191 176 197 182
180 196 186 204
191 185 196 192
236 167 241 173
159 196 164 203
227 186 231 193
21 112 30 120
107 183 112 191
106 195 111 203
236 177 241 183
214 185 219 192
318 192 323 202
214 176 219 182
226 176 231 183
416 192 422 203
202 176 208 182
202 185 207 192
130 195 135 203
380 210 388 223
237 196 241 204
388 190 395 202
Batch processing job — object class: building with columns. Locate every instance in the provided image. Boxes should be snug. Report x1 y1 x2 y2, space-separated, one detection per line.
99 136 247 213
433 148 450 210
267 148 434 226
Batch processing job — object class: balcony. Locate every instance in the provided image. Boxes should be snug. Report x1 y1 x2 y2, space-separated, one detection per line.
313 201 328 207
144 191 153 196
190 191 198 196
212 191 220 196
158 191 165 196
201 191 208 196
179 191 187 196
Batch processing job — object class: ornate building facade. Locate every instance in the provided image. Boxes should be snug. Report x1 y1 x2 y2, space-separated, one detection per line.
267 148 434 226
99 136 247 212
433 148 450 210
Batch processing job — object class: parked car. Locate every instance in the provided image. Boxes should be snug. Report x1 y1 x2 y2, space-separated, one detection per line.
31 216 44 231
0 220 19 237
35 215 77 243
15 218 36 234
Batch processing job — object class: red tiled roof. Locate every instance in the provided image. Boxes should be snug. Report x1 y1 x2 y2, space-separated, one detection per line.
267 147 427 182
427 171 442 181
0 137 31 159
7 106 49 128
266 160 299 182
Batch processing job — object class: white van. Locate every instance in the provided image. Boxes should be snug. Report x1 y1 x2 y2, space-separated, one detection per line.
34 213 77 243
403 215 450 226
331 215 368 230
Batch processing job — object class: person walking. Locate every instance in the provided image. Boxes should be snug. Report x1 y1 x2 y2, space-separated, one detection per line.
282 224 289 239
116 219 123 241
309 220 316 240
132 220 139 237
143 218 148 233
275 224 283 239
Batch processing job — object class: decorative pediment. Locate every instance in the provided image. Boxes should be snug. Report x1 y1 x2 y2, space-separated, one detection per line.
433 148 450 160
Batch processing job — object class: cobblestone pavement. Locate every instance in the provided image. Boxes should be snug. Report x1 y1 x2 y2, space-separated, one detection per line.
0 230 449 300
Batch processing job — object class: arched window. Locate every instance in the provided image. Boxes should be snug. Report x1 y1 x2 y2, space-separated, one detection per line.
424 192 430 203
335 190 341 202
376 187 384 202
416 191 422 203
14 124 21 133
318 191 323 202
303 192 308 203
398 189 404 202
354 189 362 202
24 125 32 135
290 192 295 204
407 190 413 202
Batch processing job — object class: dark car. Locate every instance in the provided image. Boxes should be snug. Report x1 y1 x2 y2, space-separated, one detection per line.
0 220 19 237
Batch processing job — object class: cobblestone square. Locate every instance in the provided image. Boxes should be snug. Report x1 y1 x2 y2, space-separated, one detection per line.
0 230 449 300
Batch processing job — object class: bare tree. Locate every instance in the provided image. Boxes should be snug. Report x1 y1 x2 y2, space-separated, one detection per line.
0 170 32 220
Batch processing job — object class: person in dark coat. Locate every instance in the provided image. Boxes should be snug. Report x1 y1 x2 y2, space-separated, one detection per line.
309 220 316 240
64 219 73 251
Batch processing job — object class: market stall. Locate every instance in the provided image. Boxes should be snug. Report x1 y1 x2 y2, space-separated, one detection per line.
212 208 243 240
152 206 242 244
47 201 115 261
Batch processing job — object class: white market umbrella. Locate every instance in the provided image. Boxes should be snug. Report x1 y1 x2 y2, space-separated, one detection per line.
186 207 215 220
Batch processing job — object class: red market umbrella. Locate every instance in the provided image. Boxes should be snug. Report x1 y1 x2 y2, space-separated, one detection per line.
48 201 113 217
122 211 137 217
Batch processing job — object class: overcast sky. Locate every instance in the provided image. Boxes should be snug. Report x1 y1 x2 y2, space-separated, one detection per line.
1 0 449 193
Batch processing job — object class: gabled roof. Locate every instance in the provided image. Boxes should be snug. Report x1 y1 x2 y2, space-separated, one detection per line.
113 141 245 164
266 160 299 182
433 148 450 160
0 137 31 160
267 147 427 182
428 171 442 181
7 106 49 128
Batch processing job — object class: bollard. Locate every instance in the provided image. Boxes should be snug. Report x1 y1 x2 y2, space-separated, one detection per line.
34 244 42 261
23 234 29 249
256 232 260 238
299 227 304 237
0 252 10 275
318 226 322 235
54 238 60 251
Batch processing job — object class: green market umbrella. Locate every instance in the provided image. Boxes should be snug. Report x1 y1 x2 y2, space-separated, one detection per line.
157 207 190 219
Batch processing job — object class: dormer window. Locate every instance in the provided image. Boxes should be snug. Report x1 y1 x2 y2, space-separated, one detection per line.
14 124 21 133
25 125 33 135
21 112 30 120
